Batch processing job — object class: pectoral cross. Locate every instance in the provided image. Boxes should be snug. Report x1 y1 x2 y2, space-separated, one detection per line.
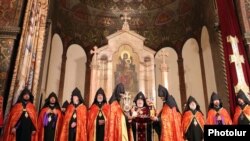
121 13 131 31
90 46 99 65
227 35 249 94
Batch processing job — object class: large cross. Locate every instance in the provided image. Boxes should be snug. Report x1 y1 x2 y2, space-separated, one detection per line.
227 35 249 94
121 13 131 30
122 91 131 112
90 46 99 65
159 50 169 64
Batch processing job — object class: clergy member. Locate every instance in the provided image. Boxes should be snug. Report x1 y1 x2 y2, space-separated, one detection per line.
3 87 37 141
106 83 128 141
131 91 153 141
61 100 69 115
206 92 232 125
152 85 183 141
37 92 63 141
233 90 250 125
59 88 87 141
182 96 205 141
88 88 109 141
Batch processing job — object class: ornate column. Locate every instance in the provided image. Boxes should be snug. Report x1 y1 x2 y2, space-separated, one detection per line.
139 63 146 93
144 60 151 95
106 60 113 100
32 0 49 102
159 50 169 89
145 57 156 104
6 0 49 117
89 46 99 105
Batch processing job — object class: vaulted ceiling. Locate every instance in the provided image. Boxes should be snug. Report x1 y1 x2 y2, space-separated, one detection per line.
54 0 205 51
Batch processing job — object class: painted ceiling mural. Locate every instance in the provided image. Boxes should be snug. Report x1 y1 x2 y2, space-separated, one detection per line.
0 0 20 26
0 0 17 26
55 0 203 51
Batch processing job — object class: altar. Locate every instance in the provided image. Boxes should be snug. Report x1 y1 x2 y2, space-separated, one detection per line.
89 14 173 110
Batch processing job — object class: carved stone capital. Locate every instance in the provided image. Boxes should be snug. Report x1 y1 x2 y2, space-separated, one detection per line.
0 26 20 39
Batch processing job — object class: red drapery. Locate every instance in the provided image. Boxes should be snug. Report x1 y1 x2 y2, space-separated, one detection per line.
216 0 250 116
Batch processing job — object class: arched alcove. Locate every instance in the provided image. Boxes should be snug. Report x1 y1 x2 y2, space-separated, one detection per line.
155 47 180 111
46 34 63 97
183 38 206 116
201 26 217 101
63 44 87 102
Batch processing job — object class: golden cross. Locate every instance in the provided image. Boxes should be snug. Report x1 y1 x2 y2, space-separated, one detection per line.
227 35 249 94
90 46 99 64
121 13 131 30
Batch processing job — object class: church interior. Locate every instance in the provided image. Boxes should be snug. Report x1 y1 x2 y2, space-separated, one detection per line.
0 0 250 135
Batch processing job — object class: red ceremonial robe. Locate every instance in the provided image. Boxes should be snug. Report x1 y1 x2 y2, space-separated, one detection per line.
37 107 63 141
160 104 183 141
59 104 87 141
3 102 38 141
182 110 205 140
206 108 232 125
105 101 128 141
233 105 250 124
131 107 152 141
87 103 109 141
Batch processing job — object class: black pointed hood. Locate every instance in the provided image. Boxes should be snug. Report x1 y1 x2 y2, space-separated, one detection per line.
109 83 125 104
16 87 34 104
158 85 180 112
187 96 197 105
42 92 60 109
236 90 250 105
70 87 85 105
166 95 180 112
184 96 202 114
92 87 107 105
158 84 169 99
209 92 223 109
133 91 147 107
62 100 69 108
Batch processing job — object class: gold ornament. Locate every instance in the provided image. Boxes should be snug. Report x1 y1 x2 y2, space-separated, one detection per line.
194 118 197 126
98 111 103 117
25 112 28 118
73 113 76 119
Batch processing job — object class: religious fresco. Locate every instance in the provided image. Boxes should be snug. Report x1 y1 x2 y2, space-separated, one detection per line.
55 0 203 51
115 51 138 93
111 44 140 101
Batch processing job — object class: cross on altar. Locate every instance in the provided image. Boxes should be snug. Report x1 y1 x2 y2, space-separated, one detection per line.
159 50 169 64
227 35 249 94
121 13 131 30
123 91 131 112
90 46 99 64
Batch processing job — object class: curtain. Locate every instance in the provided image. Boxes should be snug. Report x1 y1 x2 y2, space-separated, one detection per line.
216 0 250 116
